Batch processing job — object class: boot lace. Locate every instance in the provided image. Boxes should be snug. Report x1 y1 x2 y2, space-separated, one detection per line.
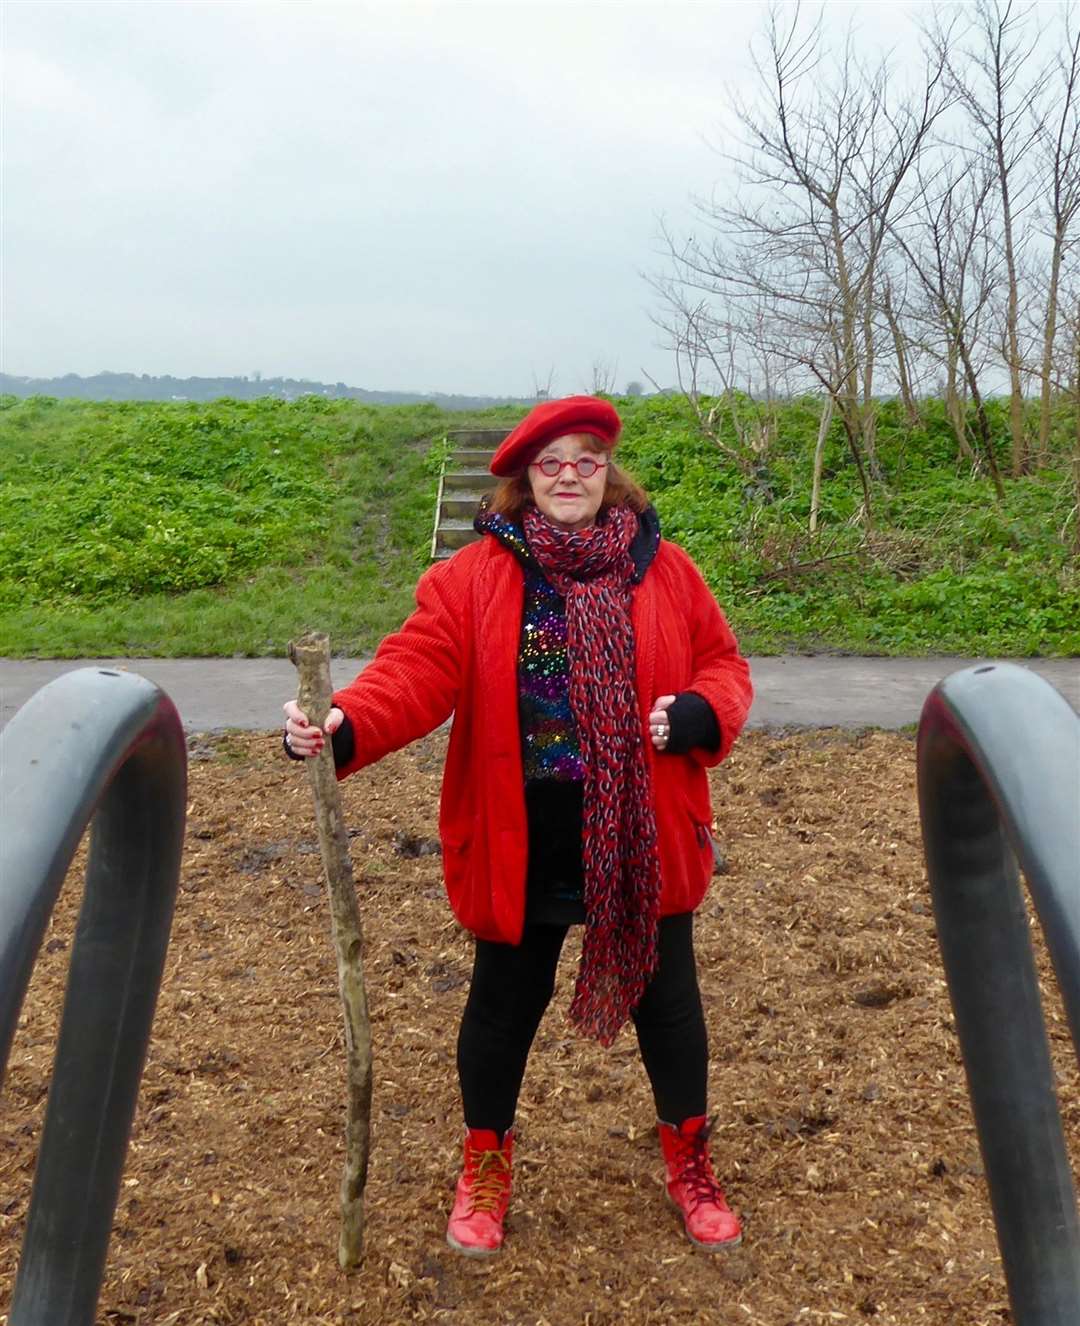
465 1147 511 1214
674 1117 726 1212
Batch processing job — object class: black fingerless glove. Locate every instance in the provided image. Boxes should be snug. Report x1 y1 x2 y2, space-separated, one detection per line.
663 692 721 755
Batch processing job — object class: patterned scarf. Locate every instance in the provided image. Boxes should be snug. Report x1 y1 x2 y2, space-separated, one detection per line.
522 504 663 1045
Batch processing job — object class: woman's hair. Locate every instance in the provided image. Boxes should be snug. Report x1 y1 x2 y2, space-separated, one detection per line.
486 445 649 520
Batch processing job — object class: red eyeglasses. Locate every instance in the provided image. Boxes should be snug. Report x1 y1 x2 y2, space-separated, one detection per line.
529 455 608 479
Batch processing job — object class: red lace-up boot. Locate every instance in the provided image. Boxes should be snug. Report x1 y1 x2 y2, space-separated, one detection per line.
446 1127 514 1257
658 1115 742 1250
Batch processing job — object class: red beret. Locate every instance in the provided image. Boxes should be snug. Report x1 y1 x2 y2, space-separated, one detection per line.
490 395 622 476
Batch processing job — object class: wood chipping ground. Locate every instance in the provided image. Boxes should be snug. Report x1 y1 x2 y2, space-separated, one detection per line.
3 728 1077 1326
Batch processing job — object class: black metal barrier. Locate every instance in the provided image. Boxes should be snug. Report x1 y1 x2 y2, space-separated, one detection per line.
1 668 186 1326
917 662 1080 1326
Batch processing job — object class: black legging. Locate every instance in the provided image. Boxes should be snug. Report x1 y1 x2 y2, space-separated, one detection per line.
456 913 708 1135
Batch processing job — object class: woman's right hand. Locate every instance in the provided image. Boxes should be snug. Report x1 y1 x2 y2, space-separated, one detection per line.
283 700 345 758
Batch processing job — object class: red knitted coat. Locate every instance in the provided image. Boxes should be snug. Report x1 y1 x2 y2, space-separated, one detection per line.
332 535 753 945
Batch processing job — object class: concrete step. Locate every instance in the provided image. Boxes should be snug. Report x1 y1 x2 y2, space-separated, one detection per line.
450 449 496 468
435 521 482 551
440 492 487 520
443 468 498 491
447 428 511 448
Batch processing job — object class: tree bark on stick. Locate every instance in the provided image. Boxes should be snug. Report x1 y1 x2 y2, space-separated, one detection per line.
289 631 372 1271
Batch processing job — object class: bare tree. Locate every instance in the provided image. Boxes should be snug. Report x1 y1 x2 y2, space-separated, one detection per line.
880 276 922 426
588 357 619 395
530 367 557 401
1074 320 1080 555
930 0 1045 474
648 0 1080 514
849 50 950 463
649 288 777 472
1045 291 1080 550
655 2 947 523
1031 7 1080 465
808 393 835 534
1072 295 1080 554
1037 272 1080 550
891 161 1007 499
733 7 880 480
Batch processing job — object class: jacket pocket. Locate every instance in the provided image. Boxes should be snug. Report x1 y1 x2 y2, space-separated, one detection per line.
692 817 723 874
440 835 471 894
680 763 717 882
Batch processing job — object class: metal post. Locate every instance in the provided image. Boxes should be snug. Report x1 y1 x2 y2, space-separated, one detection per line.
917 662 1080 1326
0 668 187 1326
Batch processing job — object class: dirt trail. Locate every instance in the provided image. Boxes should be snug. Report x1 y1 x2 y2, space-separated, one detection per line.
4 726 1077 1324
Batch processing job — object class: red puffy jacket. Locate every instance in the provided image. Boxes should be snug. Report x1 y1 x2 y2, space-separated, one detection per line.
333 535 752 944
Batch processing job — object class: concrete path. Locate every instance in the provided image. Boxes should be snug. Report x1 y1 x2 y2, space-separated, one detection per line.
1 655 1076 734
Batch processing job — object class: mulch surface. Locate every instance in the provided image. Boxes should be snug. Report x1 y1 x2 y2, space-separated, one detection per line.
3 728 1078 1326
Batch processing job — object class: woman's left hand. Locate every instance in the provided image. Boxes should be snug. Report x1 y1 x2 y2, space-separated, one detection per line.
649 694 676 751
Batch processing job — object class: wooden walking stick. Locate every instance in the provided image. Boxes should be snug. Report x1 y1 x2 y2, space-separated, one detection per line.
288 631 372 1270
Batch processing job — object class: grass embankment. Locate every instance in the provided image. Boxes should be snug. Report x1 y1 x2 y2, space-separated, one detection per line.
0 396 445 656
1 392 1076 657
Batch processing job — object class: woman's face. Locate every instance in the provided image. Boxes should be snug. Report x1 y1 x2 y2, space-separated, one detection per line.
526 433 608 532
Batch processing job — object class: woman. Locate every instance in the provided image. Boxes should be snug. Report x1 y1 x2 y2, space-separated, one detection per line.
283 395 753 1257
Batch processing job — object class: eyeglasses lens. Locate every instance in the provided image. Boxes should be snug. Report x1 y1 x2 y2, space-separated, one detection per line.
536 456 602 477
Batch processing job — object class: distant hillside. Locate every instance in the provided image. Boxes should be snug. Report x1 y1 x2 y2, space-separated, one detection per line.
0 370 533 410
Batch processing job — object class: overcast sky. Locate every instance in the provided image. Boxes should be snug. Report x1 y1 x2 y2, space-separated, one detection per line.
5 0 938 396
